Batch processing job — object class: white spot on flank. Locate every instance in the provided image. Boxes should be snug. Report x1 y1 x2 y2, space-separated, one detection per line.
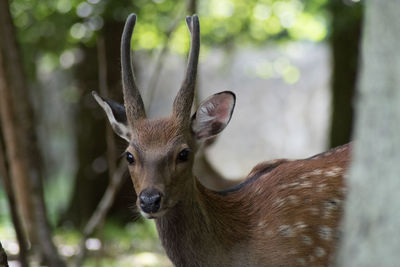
325 171 337 177
255 186 263 195
323 199 342 219
311 169 323 176
319 226 332 241
287 195 298 204
316 183 327 193
279 184 288 189
278 225 294 237
299 173 310 180
325 167 343 177
294 221 307 230
309 207 319 216
332 198 342 205
288 248 297 255
301 235 313 245
322 209 332 219
300 181 312 188
332 167 343 173
314 247 326 257
323 199 341 210
274 197 285 208
289 182 301 187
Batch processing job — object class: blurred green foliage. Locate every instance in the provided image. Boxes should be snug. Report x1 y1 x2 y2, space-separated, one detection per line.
10 0 329 79
0 214 168 266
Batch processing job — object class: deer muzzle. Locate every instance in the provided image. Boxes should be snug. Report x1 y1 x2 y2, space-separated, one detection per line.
139 188 163 214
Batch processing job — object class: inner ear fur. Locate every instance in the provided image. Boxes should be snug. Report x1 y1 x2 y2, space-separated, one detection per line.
92 91 131 141
191 91 236 140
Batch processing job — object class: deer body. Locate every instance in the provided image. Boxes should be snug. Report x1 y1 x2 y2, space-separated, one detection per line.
155 144 350 267
93 14 351 267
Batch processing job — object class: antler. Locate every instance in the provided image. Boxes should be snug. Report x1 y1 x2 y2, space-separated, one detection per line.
121 14 146 125
172 15 200 126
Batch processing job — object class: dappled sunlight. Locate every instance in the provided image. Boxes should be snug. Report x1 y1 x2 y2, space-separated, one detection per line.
245 54 300 84
288 13 327 41
130 252 173 267
0 215 169 266
253 4 272 21
210 0 235 18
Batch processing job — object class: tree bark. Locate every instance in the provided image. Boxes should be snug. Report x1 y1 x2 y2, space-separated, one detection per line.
0 0 65 265
328 1 363 148
0 241 8 267
336 1 400 265
0 1 35 246
0 136 29 267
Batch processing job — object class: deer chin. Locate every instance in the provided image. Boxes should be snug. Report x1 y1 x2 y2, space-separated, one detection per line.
140 208 168 219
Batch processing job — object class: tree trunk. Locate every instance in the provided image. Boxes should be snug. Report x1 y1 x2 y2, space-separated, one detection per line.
0 136 29 267
336 1 400 265
0 0 65 265
0 241 8 267
328 1 363 148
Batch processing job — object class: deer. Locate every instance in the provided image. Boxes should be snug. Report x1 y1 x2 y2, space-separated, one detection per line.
92 14 351 267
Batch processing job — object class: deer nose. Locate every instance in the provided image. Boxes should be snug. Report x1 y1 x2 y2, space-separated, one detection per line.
139 189 163 214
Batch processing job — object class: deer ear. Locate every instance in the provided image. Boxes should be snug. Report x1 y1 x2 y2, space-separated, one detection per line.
92 91 131 142
191 91 236 141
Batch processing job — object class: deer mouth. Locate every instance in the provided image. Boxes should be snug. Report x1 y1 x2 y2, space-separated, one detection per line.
140 208 168 219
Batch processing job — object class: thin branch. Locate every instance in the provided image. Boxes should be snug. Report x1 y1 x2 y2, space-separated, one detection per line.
97 35 117 174
0 241 9 267
0 136 29 267
74 160 127 267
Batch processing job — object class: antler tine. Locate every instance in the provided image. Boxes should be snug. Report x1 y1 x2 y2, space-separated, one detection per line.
172 14 200 125
121 14 146 125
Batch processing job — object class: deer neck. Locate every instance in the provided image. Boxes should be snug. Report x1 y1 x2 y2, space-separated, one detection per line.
155 176 251 266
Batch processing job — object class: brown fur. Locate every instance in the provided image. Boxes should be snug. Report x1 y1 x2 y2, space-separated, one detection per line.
153 143 352 267
153 143 350 267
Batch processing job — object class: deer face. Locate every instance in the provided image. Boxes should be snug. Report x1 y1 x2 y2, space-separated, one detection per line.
94 92 235 218
93 14 235 218
126 118 194 218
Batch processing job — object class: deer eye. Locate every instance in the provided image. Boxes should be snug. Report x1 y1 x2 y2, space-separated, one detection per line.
126 152 135 165
177 148 191 162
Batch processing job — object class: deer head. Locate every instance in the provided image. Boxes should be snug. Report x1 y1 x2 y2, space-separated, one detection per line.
93 14 235 218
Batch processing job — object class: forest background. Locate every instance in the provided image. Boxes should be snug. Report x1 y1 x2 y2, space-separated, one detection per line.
0 0 367 266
